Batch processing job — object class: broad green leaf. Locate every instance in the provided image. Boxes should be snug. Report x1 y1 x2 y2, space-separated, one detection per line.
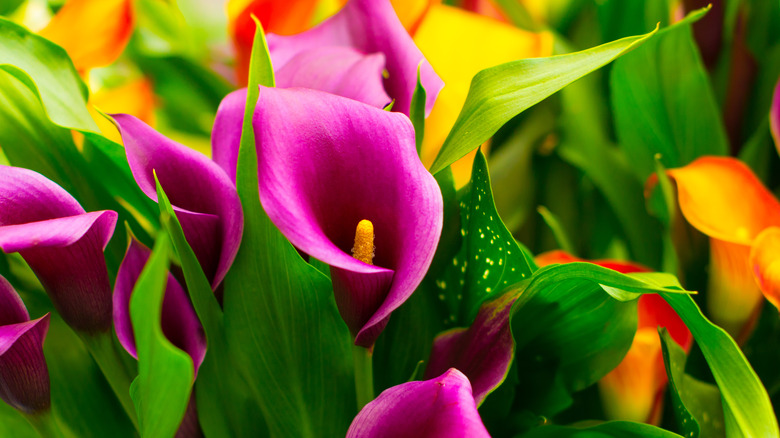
511 264 688 417
596 0 669 42
520 421 683 437
0 18 97 132
0 403 34 437
659 328 725 438
221 17 355 437
154 179 258 437
611 7 727 181
0 0 24 15
429 25 659 174
129 231 193 438
661 293 780 437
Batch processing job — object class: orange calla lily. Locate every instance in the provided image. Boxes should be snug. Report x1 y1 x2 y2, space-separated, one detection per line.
389 0 440 33
89 79 156 144
662 157 780 339
412 4 553 186
536 250 692 425
750 227 780 311
39 0 134 73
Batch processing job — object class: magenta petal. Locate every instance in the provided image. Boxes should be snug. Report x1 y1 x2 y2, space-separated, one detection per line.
266 0 443 116
0 166 116 333
113 239 207 374
0 315 51 414
0 276 29 326
114 114 244 289
254 87 443 347
276 47 391 109
347 368 490 438
212 89 247 183
425 292 517 405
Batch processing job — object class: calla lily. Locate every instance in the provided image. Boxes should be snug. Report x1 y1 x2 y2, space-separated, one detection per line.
0 166 117 333
750 227 780 311
535 251 692 425
113 238 207 375
660 156 780 338
425 290 518 405
113 114 244 291
39 0 134 73
0 275 51 415
346 368 490 438
412 4 553 185
246 87 443 347
265 0 444 116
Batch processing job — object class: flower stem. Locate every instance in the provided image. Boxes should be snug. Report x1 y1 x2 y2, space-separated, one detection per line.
25 409 65 438
80 332 139 431
352 344 374 410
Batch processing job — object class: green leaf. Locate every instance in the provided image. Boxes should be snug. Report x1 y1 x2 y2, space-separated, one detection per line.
129 231 193 438
511 264 689 417
660 293 779 437
659 328 725 438
220 17 355 437
0 17 97 132
610 7 727 181
520 421 683 437
409 66 426 156
429 25 659 174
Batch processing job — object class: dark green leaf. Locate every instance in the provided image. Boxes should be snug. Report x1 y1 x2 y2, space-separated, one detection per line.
129 231 193 438
410 66 426 156
611 8 727 181
520 421 683 437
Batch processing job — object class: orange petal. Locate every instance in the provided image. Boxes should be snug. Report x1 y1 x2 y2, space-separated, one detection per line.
413 4 553 186
598 328 665 424
39 0 134 72
460 0 509 23
89 79 156 144
638 294 692 353
750 227 780 311
666 156 780 245
390 0 441 33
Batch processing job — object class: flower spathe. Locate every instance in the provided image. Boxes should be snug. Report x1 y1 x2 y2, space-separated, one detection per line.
0 166 116 333
249 86 443 347
346 368 490 438
0 275 51 415
113 114 244 291
662 156 780 338
113 238 207 375
266 0 444 116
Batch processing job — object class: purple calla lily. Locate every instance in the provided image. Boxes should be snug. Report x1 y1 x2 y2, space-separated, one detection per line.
112 114 244 291
0 166 116 333
0 275 51 415
113 238 207 374
425 291 518 405
347 368 490 438
248 87 443 347
266 0 443 116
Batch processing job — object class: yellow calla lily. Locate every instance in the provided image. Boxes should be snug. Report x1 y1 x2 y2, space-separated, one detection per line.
412 4 553 186
90 79 156 144
39 0 134 73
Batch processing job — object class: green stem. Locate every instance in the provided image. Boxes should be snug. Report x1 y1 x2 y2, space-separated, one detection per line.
352 345 374 410
25 409 65 438
80 332 139 431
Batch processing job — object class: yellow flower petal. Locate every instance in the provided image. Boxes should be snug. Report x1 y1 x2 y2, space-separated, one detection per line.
39 0 134 72
751 227 780 311
390 0 440 33
90 79 156 144
413 4 552 186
